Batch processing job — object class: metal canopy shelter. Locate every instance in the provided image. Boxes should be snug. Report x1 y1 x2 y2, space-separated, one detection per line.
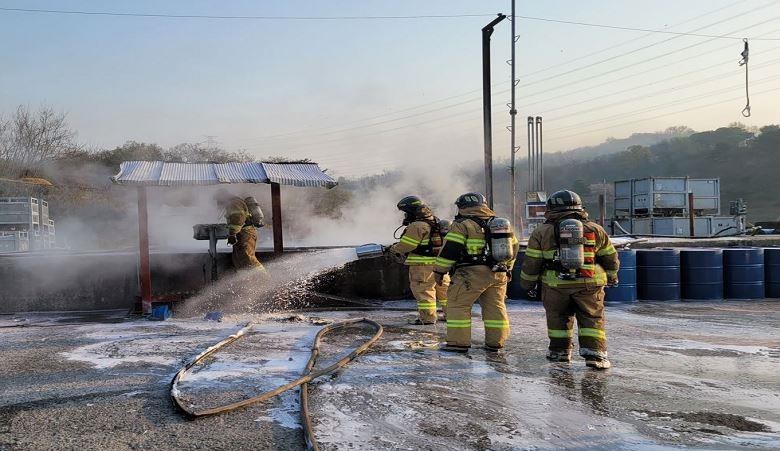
111 160 337 313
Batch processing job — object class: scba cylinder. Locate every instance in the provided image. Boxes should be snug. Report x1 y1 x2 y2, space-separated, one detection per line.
558 218 585 277
489 218 515 263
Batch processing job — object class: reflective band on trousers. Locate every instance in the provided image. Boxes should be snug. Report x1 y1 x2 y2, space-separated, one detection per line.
483 319 509 329
548 329 573 338
579 328 606 340
417 301 437 310
446 319 471 328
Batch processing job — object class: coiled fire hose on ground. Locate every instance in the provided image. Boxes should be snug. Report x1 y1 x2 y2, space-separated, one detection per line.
170 317 383 451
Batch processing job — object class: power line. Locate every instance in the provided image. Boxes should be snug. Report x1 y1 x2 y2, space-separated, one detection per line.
514 13 780 41
0 7 497 20
235 2 768 146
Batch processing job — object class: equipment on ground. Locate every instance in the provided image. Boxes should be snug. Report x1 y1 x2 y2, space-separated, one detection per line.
193 223 230 282
171 318 383 451
556 218 585 280
244 197 265 227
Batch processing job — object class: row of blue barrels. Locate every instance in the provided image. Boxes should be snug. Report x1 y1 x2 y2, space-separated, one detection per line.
508 247 780 301
607 247 780 302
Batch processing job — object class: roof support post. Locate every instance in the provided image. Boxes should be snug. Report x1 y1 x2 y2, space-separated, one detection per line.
271 182 283 254
137 186 152 314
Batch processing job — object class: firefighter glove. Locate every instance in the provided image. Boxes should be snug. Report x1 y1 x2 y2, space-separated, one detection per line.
433 271 446 286
527 283 539 300
227 234 237 245
505 270 512 282
607 277 619 288
390 251 406 264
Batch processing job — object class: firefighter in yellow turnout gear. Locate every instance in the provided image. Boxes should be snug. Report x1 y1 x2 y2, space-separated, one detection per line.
433 193 519 353
519 190 619 369
216 190 265 271
388 196 449 325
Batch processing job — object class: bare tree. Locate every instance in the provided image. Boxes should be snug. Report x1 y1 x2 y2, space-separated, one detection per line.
0 105 78 177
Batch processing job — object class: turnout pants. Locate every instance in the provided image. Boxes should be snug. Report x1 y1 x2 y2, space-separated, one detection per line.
541 285 607 358
232 227 264 271
445 265 510 348
409 265 449 323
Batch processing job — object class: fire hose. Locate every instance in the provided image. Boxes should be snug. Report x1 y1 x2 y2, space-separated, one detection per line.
170 317 383 451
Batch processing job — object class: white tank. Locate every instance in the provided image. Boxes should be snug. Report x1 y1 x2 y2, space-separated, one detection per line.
489 217 515 263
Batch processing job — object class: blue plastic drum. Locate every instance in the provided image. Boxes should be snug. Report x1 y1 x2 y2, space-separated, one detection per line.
605 249 637 303
637 249 681 301
508 251 528 300
723 247 764 300
681 249 724 300
766 248 780 299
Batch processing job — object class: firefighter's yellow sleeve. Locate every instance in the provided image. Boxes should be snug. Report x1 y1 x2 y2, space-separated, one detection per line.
434 220 467 273
595 229 620 278
225 200 248 235
520 231 545 290
388 222 429 255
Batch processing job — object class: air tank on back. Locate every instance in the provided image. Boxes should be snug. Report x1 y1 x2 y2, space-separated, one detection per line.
766 247 780 299
680 248 724 300
605 249 637 303
723 247 764 300
637 249 681 301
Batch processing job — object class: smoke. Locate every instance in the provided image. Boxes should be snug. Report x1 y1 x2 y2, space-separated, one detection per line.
285 166 480 247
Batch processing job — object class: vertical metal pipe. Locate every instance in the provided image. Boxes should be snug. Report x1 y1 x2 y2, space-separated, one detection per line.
208 226 218 282
137 186 152 314
527 116 534 192
688 192 695 237
271 182 284 254
536 116 544 191
510 0 517 228
482 14 506 209
598 193 606 227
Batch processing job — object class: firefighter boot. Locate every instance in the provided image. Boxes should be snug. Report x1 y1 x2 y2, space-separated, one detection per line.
585 357 612 369
546 349 572 362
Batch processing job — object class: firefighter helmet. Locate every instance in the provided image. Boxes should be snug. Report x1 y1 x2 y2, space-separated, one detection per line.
546 190 583 212
455 192 487 209
397 195 426 214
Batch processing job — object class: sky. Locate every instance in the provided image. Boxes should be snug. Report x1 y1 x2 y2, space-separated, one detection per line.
1 0 779 177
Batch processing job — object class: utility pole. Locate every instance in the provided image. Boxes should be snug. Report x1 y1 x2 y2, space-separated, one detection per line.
482 13 507 209
510 0 518 229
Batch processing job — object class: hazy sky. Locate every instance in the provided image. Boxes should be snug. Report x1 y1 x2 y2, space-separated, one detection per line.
1 0 779 177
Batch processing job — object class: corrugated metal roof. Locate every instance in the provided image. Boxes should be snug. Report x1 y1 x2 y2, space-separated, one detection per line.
111 161 336 188
262 163 337 188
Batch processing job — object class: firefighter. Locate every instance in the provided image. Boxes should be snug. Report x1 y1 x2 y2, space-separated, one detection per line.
433 193 519 353
388 196 449 324
519 190 619 370
215 190 264 271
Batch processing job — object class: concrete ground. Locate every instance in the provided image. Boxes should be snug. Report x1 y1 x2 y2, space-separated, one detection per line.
0 301 778 450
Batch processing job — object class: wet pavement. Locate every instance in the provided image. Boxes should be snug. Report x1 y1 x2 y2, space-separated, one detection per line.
0 301 778 450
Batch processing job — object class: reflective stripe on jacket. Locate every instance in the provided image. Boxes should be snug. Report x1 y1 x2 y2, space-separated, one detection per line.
519 211 619 289
389 219 437 266
434 205 520 273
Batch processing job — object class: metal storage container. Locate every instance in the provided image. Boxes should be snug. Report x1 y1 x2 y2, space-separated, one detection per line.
723 248 764 300
637 249 681 301
681 249 723 300
765 248 780 298
611 216 744 237
605 249 637 303
614 177 721 217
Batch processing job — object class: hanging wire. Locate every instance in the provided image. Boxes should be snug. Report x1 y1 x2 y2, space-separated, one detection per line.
739 38 751 117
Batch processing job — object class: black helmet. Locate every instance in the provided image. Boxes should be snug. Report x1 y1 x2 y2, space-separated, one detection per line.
455 192 487 209
397 195 425 214
546 190 583 212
